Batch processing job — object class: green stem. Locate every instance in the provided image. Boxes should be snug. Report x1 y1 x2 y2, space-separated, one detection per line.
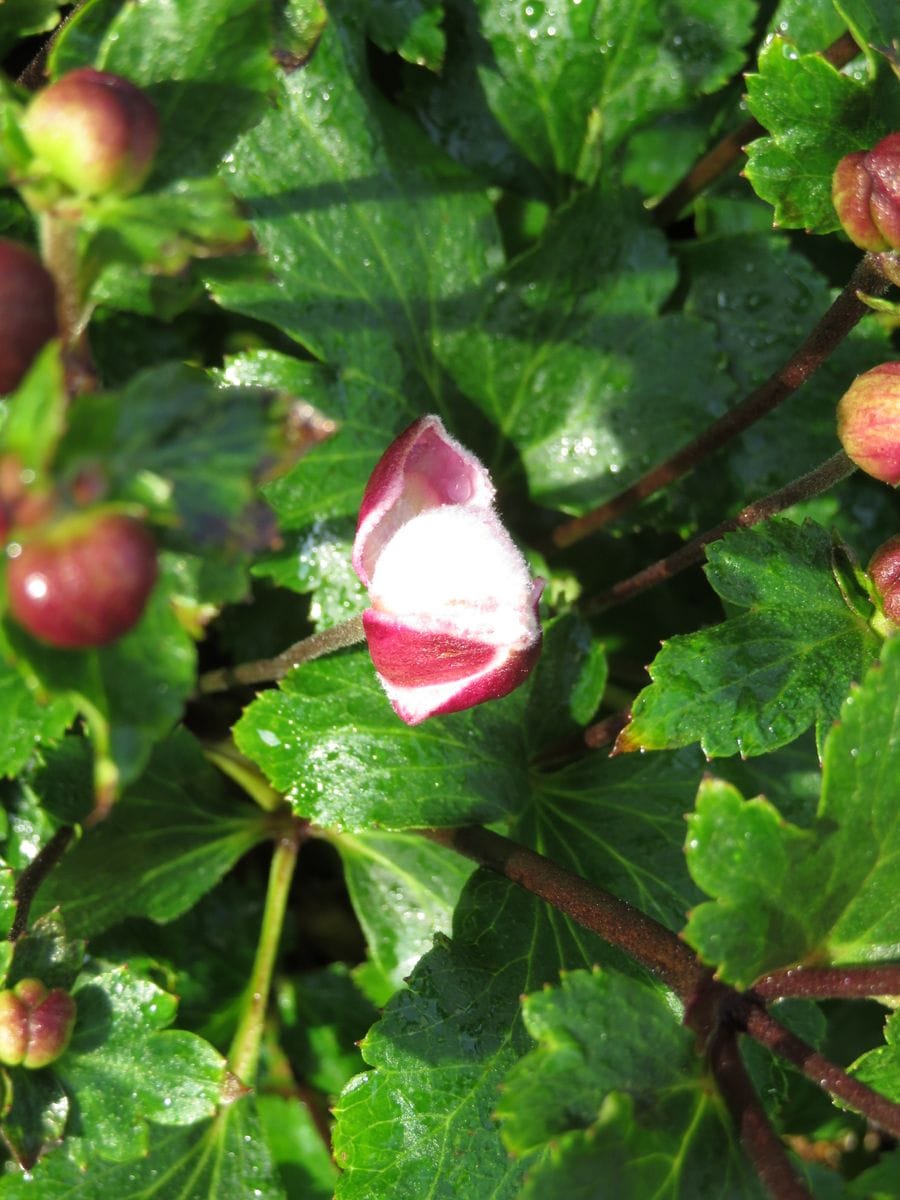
37 212 98 394
196 613 367 696
227 823 305 1086
38 213 84 344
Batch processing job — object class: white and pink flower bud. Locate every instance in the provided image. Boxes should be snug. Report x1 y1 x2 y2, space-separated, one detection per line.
352 416 542 725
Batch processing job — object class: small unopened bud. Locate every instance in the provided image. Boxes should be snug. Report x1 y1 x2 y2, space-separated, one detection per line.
832 133 900 251
23 68 159 198
836 363 900 485
869 534 900 626
0 240 57 395
0 979 76 1069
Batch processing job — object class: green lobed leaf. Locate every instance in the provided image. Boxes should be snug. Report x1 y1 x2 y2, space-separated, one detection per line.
207 7 500 404
0 1097 285 1198
328 827 475 1004
33 730 271 939
276 965 378 1097
850 1009 900 1103
0 0 63 57
256 1093 337 1200
744 37 900 233
683 636 900 986
619 520 880 758
409 0 756 197
676 232 889 524
8 910 85 991
85 178 250 278
234 648 532 830
369 0 445 71
333 781 703 1200
52 963 225 1165
0 662 77 781
437 180 733 511
0 1069 69 1172
3 556 197 794
220 349 413 533
0 342 67 472
61 362 274 547
496 969 765 1198
56 0 277 186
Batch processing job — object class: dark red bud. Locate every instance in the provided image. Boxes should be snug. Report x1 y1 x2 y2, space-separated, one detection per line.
869 534 900 626
23 68 159 198
7 512 158 649
832 133 900 251
0 240 58 395
836 363 900 486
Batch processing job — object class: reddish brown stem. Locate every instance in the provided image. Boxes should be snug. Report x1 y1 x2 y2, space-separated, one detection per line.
743 1004 900 1138
586 450 855 612
652 32 860 227
583 709 630 750
419 825 706 1000
710 1027 813 1200
10 826 74 941
420 823 900 1151
756 965 900 1001
552 253 891 550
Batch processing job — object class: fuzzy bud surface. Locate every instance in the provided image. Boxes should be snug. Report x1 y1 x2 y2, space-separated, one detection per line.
836 362 900 486
352 416 542 724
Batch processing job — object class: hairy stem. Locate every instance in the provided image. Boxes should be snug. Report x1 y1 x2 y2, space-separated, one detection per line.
742 1004 900 1139
552 253 891 549
227 822 305 1085
756 964 900 1001
652 32 860 227
419 824 707 1000
422 824 900 1144
709 1027 813 1200
9 827 74 941
196 613 367 696
587 451 855 613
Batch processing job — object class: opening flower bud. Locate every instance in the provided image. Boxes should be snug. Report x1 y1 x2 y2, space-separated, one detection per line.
832 133 900 251
352 416 542 724
23 68 159 198
0 239 58 395
0 979 76 1069
869 534 900 626
836 362 900 486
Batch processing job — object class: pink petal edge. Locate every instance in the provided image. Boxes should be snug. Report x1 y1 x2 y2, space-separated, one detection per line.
352 415 495 587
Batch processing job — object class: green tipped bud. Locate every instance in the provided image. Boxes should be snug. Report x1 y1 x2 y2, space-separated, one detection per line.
0 239 57 395
836 363 900 486
869 534 900 627
23 68 159 198
0 980 76 1069
832 133 900 252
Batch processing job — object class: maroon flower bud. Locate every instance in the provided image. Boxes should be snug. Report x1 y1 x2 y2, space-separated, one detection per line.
836 363 900 485
7 512 158 649
0 979 76 1069
22 68 159 198
832 133 900 251
869 534 900 626
0 240 57 395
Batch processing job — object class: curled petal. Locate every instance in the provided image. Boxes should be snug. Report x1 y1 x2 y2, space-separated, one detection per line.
353 415 494 587
363 602 542 725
